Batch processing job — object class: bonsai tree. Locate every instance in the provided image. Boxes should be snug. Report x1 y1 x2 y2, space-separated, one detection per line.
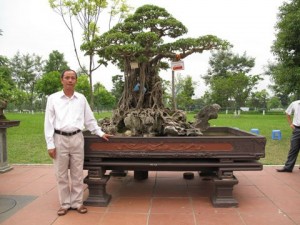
93 5 230 136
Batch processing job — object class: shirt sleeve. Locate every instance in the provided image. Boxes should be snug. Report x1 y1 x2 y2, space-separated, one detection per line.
83 97 105 137
285 102 294 116
44 95 55 150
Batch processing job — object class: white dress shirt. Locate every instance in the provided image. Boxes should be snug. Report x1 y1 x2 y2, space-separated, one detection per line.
285 100 300 126
44 90 104 149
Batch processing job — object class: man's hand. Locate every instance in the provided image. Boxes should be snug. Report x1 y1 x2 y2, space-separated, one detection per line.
101 133 113 141
48 149 56 159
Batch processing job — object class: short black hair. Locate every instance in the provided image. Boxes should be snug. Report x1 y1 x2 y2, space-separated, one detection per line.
61 69 77 78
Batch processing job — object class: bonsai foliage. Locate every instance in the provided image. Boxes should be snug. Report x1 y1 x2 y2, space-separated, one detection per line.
95 5 230 136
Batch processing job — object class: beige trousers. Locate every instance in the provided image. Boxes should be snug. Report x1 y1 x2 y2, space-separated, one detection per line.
53 132 84 209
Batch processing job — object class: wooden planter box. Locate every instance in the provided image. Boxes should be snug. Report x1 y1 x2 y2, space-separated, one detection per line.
83 127 266 207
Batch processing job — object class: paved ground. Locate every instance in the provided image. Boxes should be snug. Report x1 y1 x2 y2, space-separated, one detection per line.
1 165 300 225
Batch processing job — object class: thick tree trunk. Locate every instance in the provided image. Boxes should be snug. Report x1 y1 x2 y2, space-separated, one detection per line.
100 62 220 137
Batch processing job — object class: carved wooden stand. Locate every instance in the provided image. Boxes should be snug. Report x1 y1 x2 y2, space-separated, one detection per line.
211 171 239 207
83 167 111 206
83 169 239 207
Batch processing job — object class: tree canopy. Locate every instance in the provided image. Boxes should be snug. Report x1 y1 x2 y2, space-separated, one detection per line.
43 50 69 74
0 56 15 101
203 50 261 109
269 0 300 98
9 52 44 111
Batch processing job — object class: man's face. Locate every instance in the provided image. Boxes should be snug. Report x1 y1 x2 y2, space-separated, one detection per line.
61 70 77 90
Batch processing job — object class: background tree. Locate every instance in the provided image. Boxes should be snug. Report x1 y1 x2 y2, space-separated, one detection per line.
95 4 229 136
43 50 69 73
94 82 116 112
203 50 261 110
35 71 61 110
10 52 44 111
0 56 14 91
176 75 196 111
35 71 61 96
0 56 15 107
268 0 300 99
246 90 269 110
267 96 283 110
161 79 172 108
0 55 28 112
111 74 124 104
49 0 131 109
34 50 69 110
192 97 206 111
208 76 232 108
75 74 90 100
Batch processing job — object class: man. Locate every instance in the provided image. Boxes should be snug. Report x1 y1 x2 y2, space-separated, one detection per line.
44 69 112 216
277 100 300 173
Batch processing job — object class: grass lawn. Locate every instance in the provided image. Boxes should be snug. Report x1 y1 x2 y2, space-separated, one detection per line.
4 112 296 165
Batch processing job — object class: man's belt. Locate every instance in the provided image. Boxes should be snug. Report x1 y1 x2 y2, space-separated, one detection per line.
54 129 81 136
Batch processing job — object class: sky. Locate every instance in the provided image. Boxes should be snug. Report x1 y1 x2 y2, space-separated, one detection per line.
0 0 286 97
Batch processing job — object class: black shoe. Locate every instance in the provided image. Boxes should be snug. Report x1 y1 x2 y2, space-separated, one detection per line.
276 168 292 173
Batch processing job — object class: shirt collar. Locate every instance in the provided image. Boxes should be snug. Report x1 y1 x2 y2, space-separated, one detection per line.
59 90 78 99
